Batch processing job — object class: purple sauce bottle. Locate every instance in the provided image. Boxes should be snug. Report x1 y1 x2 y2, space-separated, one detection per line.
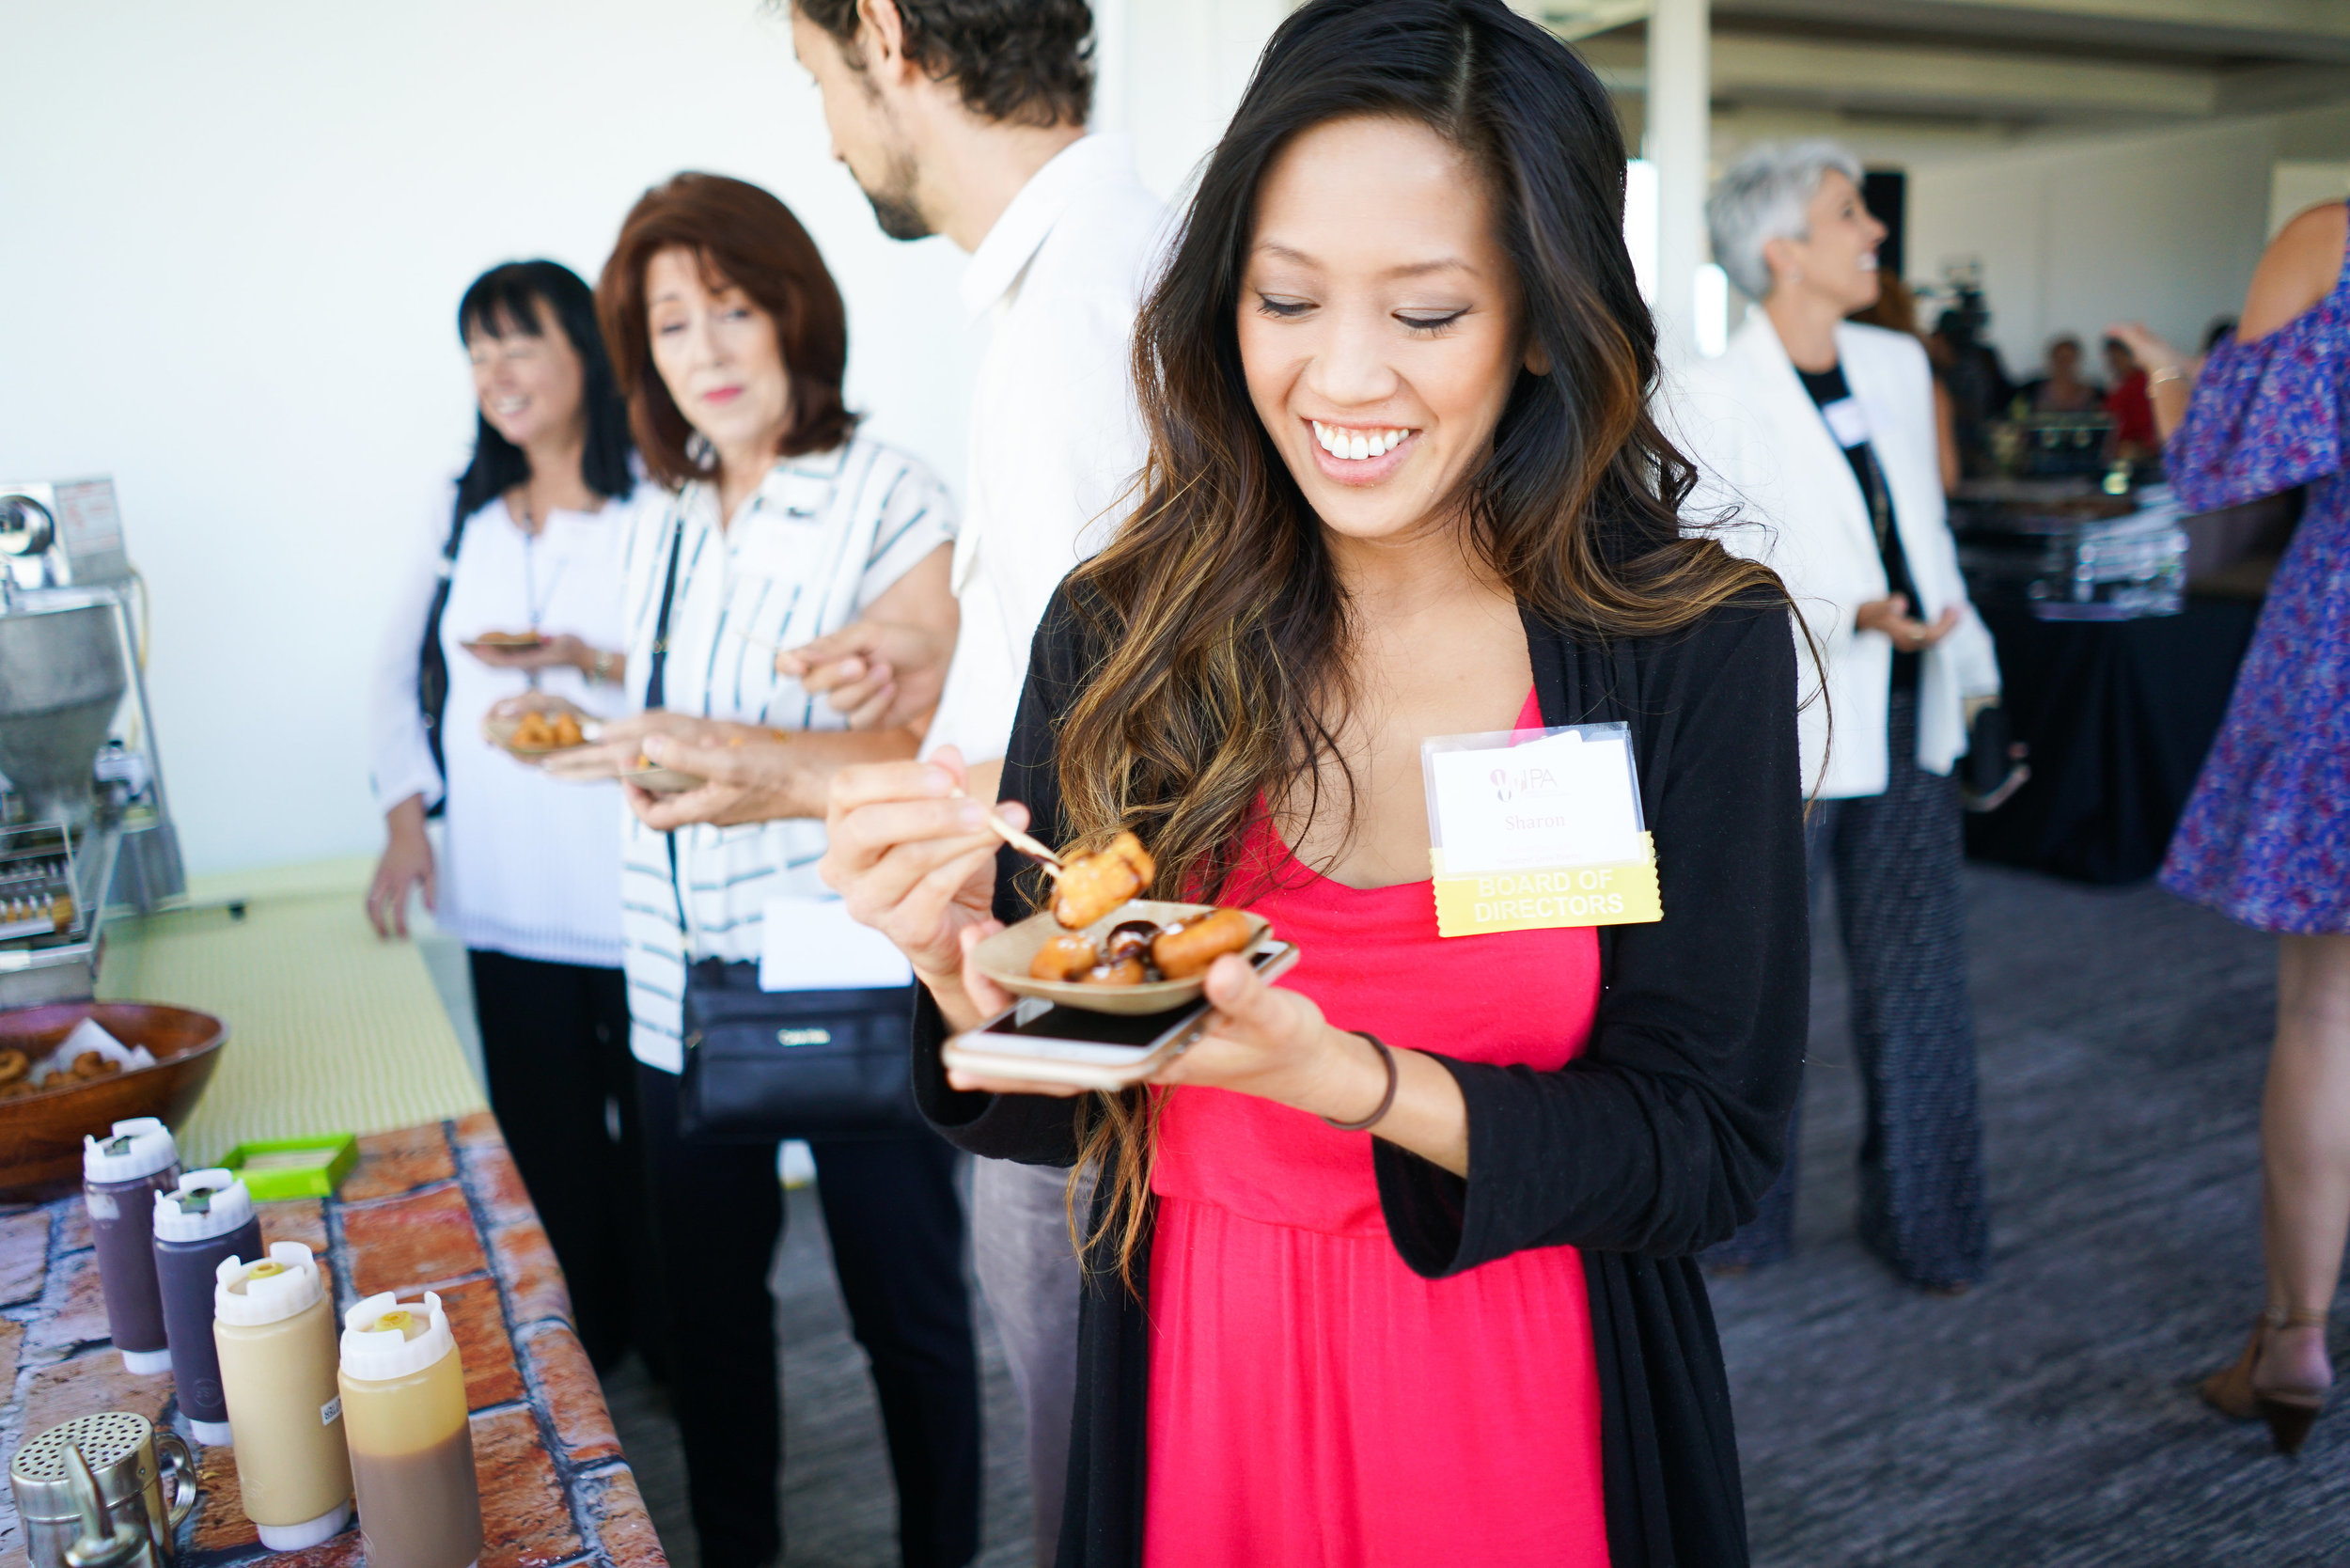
152 1168 263 1447
82 1117 182 1375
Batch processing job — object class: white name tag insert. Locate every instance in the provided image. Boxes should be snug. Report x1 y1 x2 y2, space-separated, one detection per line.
1421 722 1662 935
760 895 914 992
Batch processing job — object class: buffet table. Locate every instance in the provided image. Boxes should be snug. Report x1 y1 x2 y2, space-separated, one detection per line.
1964 595 2261 885
0 1116 665 1568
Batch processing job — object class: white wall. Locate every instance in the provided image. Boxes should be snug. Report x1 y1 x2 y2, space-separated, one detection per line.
1903 117 2289 378
0 0 1291 879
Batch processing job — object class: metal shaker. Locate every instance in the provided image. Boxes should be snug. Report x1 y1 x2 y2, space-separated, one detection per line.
7 1413 196 1568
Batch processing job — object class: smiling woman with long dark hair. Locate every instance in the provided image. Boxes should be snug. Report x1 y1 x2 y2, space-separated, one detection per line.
823 3 1808 1562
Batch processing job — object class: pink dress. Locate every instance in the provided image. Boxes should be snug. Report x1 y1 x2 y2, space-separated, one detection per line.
1142 692 1611 1568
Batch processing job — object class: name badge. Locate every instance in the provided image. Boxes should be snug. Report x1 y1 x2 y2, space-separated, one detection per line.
1420 722 1662 936
759 895 915 991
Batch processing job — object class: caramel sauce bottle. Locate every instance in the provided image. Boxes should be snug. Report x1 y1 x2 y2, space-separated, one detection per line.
82 1118 181 1374
337 1291 482 1568
213 1244 353 1549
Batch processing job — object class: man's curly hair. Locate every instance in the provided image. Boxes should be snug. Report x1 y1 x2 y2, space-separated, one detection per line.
793 0 1093 129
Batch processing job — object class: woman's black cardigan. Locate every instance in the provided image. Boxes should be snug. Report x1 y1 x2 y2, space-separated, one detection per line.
911 588 1810 1568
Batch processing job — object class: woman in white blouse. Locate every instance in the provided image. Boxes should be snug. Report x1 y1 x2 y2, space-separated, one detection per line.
557 173 975 1568
1668 141 2002 1293
365 260 650 1371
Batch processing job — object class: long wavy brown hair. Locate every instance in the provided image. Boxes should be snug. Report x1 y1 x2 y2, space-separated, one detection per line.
1055 0 1794 1284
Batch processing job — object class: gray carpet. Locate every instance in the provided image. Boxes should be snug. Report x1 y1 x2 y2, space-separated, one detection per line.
606 864 2349 1568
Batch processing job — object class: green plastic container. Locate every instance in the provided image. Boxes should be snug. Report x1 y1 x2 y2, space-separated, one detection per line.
220 1136 358 1201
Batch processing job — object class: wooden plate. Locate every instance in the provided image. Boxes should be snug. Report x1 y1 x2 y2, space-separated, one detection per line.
970 900 1275 1016
462 631 548 654
622 762 703 794
481 711 589 759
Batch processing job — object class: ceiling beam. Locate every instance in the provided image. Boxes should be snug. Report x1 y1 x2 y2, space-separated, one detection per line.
1509 0 1653 40
1710 0 2350 66
1580 29 2223 118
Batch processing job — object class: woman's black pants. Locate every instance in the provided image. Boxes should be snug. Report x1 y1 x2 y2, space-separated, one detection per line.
634 1062 981 1568
466 949 651 1371
1706 685 1990 1289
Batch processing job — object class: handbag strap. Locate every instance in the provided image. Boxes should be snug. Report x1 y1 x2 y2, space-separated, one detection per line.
646 507 696 949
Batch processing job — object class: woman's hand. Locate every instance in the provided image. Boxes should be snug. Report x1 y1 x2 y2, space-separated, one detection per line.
1855 594 1961 651
820 747 1010 1027
2104 321 2185 383
779 618 954 730
530 708 730 782
366 795 436 939
625 727 800 829
941 943 1368 1104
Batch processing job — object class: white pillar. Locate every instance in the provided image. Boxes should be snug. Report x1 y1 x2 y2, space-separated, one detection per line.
1093 0 1130 133
1649 0 1710 367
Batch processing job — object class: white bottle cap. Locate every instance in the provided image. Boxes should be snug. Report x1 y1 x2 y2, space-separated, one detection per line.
214 1243 324 1326
257 1501 352 1552
188 1417 235 1447
151 1169 255 1243
84 1118 179 1184
339 1291 459 1383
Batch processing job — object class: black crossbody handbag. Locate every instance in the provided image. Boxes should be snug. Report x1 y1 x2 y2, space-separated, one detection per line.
643 511 927 1144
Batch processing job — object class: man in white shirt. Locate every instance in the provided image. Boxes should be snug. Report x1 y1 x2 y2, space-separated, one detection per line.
732 4 1162 1561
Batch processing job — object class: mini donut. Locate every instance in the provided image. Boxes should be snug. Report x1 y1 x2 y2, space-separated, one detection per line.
1029 934 1099 981
1152 907 1256 980
0 1048 27 1086
72 1050 107 1077
1078 958 1148 987
1052 831 1157 929
1103 920 1160 964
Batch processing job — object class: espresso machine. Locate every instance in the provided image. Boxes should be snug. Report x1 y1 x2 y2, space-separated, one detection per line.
0 477 184 1007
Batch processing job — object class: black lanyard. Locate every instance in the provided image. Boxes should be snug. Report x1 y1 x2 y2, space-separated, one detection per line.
647 509 694 941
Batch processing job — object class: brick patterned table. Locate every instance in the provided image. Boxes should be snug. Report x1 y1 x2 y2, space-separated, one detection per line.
0 1114 666 1568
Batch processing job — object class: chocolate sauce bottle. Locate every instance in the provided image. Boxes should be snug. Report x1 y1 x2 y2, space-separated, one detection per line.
81 1118 181 1375
338 1290 482 1568
151 1169 263 1447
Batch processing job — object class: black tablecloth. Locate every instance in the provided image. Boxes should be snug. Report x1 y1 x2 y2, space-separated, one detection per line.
1963 595 2261 884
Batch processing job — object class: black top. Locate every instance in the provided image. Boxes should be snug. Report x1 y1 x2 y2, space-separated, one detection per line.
912 586 1810 1568
1796 364 1920 690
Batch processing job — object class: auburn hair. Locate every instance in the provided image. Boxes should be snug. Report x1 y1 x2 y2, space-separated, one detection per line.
597 172 856 487
1051 0 1797 1287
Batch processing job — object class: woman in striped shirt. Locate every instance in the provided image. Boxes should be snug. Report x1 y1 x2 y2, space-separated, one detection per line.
556 173 979 1568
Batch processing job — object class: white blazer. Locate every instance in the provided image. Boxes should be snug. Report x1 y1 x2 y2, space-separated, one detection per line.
1664 312 2000 799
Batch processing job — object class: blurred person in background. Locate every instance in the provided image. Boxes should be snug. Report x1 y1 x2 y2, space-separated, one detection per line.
643 6 1166 1560
2110 199 2350 1456
2102 333 2158 458
561 173 978 1568
1671 139 2002 1294
1931 291 2013 478
365 259 650 1372
2023 333 2103 414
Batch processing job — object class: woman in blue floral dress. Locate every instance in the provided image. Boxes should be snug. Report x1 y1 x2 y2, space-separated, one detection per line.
2113 202 2350 1456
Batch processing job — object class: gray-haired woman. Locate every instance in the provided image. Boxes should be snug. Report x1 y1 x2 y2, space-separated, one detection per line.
1665 139 2002 1293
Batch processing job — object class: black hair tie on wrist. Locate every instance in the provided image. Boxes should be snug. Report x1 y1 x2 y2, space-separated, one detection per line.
1322 1031 1398 1132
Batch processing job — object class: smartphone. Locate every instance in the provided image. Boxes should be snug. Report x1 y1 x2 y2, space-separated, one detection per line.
943 940 1301 1091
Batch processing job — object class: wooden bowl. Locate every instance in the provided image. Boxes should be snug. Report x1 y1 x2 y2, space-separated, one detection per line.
0 1002 228 1201
969 900 1275 1017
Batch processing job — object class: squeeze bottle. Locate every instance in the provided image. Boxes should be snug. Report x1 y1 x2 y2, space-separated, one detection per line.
150 1169 262 1447
337 1291 482 1568
213 1244 354 1549
82 1118 181 1374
